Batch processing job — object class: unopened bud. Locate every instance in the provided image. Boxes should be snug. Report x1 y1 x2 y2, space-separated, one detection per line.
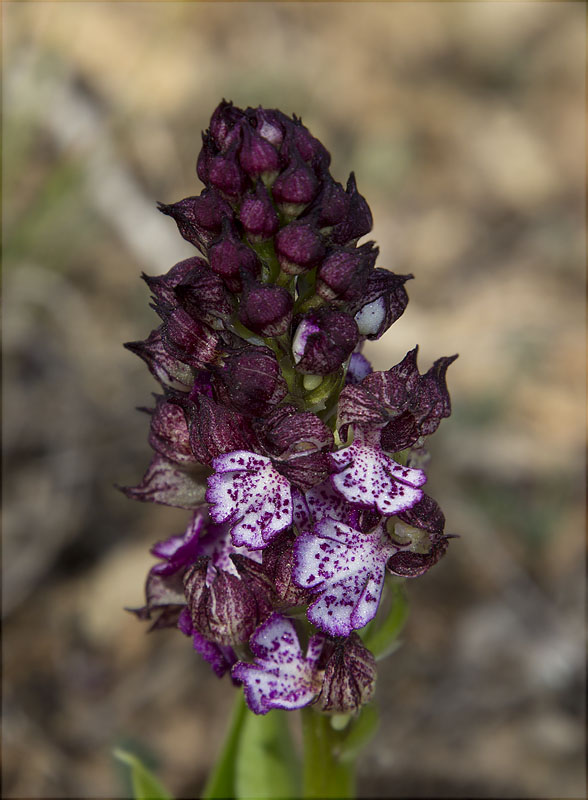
158 189 232 251
330 172 373 245
316 242 378 302
272 150 318 214
239 123 280 180
239 182 279 242
311 175 350 228
209 100 243 152
275 221 326 275
208 219 261 292
239 278 293 337
208 143 247 199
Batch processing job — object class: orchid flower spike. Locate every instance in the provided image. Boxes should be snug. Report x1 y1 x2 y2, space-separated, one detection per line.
125 100 457 719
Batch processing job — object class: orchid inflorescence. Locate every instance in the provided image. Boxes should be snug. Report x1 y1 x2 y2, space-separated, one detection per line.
125 101 457 718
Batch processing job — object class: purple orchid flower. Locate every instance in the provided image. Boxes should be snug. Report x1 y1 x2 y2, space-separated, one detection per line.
328 428 426 516
293 517 400 637
206 451 293 549
232 613 324 714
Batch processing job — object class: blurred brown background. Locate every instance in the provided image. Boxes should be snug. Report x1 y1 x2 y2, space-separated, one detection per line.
3 2 585 798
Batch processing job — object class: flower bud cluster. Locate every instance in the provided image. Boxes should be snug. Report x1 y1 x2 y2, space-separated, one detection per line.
125 102 457 716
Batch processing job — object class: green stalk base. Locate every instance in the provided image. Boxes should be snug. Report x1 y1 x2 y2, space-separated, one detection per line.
302 708 356 799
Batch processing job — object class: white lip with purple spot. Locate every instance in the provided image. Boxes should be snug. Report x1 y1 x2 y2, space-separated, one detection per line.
206 451 292 549
293 518 399 637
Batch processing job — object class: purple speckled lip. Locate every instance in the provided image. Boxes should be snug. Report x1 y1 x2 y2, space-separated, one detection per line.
206 451 293 549
293 518 399 637
302 479 352 526
328 441 426 516
232 613 324 714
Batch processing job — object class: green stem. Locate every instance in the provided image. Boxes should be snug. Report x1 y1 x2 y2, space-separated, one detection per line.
201 692 247 800
301 709 356 799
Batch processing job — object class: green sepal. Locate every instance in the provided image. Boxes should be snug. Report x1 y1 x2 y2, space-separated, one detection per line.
113 748 173 800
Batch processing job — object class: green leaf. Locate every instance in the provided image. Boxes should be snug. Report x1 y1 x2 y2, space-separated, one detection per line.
113 748 173 800
235 708 300 799
202 692 248 800
362 580 409 661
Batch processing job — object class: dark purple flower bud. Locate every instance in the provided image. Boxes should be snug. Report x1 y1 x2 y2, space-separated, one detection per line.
351 270 412 340
208 143 247 200
250 106 286 147
307 175 350 228
183 394 257 465
161 307 219 368
238 279 293 337
142 258 198 308
239 182 279 242
291 118 331 172
329 173 373 246
261 405 335 459
272 150 318 213
316 242 378 303
173 260 233 325
231 554 279 605
279 448 331 495
292 307 359 375
124 328 194 391
239 123 280 179
158 189 233 252
121 454 208 509
213 346 288 417
275 221 326 275
209 100 244 152
184 558 272 646
148 398 194 465
208 219 261 292
196 131 217 185
346 352 373 384
318 633 376 714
